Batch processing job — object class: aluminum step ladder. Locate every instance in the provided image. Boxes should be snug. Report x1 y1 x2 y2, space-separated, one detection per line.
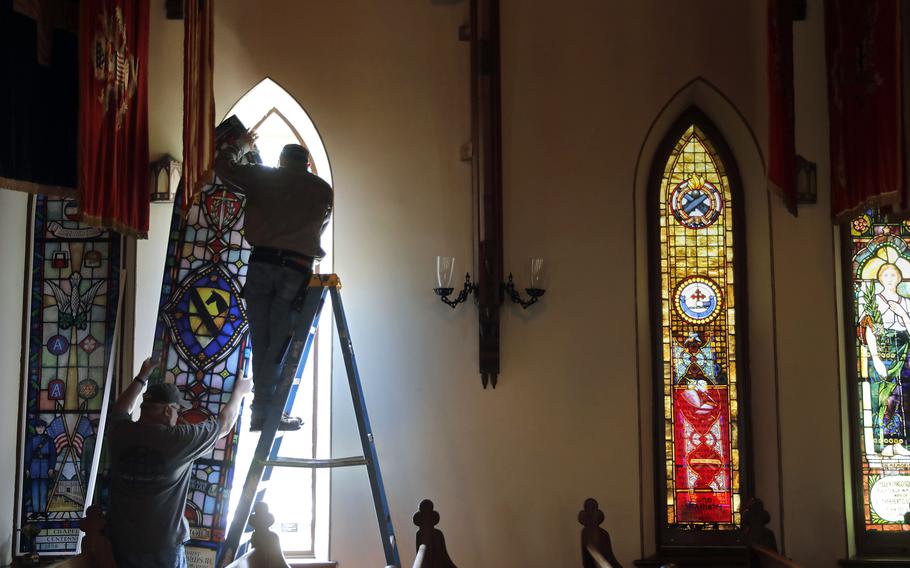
219 274 399 567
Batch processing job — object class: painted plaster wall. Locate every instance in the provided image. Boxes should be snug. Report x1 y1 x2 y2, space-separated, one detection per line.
774 1 847 562
0 190 29 565
140 0 846 567
0 0 846 567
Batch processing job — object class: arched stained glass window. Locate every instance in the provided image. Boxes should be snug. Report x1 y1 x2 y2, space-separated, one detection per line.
845 209 910 554
650 109 750 546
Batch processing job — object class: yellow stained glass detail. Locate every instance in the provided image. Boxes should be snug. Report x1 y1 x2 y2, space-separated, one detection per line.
658 125 741 531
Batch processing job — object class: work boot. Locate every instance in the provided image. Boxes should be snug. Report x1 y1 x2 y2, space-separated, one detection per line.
249 412 303 432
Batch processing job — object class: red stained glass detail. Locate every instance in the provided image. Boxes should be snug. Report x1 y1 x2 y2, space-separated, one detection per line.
676 491 732 523
673 386 732 523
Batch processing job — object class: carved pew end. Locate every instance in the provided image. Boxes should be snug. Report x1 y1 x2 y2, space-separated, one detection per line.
579 498 622 568
413 499 458 568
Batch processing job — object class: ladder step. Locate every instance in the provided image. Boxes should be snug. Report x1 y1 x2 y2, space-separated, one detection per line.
260 456 368 469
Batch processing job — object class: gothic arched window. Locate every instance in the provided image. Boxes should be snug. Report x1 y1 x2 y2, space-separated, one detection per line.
649 108 751 547
224 78 332 560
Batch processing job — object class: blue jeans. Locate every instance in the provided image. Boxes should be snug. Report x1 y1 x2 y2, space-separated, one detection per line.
113 543 187 568
243 260 310 415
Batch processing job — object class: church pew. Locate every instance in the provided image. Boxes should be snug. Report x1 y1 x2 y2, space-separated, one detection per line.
406 544 427 568
411 499 458 568
46 501 289 568
45 505 116 568
579 498 622 568
225 501 290 568
741 498 802 568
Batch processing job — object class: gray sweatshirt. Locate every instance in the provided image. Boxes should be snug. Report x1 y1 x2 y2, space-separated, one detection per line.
214 147 333 259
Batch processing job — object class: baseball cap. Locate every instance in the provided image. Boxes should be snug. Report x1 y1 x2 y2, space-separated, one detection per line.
143 383 191 409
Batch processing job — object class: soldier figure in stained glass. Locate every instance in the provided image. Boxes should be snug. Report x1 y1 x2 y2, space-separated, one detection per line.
81 419 99 486
25 419 56 518
215 131 333 431
861 261 910 456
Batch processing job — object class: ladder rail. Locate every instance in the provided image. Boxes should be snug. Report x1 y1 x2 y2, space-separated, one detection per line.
219 286 326 566
261 286 328 486
219 275 400 567
331 286 400 567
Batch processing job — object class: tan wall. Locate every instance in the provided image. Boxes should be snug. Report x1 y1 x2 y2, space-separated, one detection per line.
0 189 29 563
776 1 847 562
0 0 848 566
142 0 848 567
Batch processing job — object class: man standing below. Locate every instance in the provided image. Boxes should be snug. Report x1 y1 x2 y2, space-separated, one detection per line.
215 134 333 431
107 357 251 568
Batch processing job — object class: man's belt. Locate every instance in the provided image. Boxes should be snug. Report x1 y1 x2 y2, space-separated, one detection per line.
250 247 314 272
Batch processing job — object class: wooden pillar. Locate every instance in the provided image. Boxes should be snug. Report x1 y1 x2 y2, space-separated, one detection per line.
467 0 503 388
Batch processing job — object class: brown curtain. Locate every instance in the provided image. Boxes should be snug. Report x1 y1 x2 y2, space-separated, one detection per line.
767 0 798 216
183 0 215 205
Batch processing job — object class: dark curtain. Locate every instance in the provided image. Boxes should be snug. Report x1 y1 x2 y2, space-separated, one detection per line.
0 0 79 195
767 0 798 216
827 0 905 222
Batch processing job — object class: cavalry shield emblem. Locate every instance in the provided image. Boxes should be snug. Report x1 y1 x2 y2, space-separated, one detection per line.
163 264 247 371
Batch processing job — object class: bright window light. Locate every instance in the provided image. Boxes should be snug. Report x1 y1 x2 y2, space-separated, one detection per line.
222 78 332 560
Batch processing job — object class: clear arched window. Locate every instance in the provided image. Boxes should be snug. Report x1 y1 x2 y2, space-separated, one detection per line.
650 108 750 546
224 78 332 560
845 209 910 554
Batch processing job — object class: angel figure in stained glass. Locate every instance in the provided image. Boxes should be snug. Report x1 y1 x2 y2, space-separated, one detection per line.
680 378 719 414
859 259 910 456
45 272 106 330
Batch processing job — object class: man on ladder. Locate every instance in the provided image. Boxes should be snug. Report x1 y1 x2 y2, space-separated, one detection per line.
216 123 398 567
215 130 334 431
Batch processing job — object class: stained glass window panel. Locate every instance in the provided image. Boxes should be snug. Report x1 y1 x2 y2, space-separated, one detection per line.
15 196 122 555
847 210 910 536
656 124 742 531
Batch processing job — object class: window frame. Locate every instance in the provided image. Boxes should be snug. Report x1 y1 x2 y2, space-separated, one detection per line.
839 211 910 556
221 78 333 560
646 106 755 549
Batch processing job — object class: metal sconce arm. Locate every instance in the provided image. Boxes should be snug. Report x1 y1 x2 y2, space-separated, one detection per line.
504 273 546 309
433 273 476 308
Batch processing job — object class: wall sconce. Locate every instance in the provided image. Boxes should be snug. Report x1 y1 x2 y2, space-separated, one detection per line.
434 256 547 310
434 256 547 386
150 154 182 202
505 258 546 309
796 154 817 205
434 256 476 308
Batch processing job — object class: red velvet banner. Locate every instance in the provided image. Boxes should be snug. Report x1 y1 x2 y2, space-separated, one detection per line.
78 0 150 238
767 0 798 216
827 0 904 222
